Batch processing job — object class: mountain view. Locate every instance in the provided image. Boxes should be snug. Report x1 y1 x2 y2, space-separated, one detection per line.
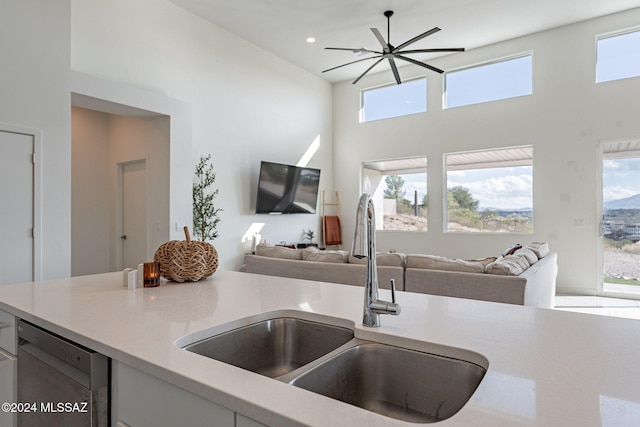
604 193 640 210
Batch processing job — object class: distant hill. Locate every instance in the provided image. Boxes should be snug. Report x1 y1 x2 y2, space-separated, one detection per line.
605 193 640 210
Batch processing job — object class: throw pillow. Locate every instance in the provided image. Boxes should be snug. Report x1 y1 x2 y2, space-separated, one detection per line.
255 244 302 260
486 255 527 276
302 247 349 263
501 243 522 257
406 254 485 274
525 242 549 259
514 248 538 265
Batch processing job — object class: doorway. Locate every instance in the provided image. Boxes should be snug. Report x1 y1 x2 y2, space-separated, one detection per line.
600 140 640 296
120 160 148 270
0 129 35 285
71 102 170 276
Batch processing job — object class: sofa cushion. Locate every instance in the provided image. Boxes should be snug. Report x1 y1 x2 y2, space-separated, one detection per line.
302 247 349 263
525 242 550 259
255 244 302 260
486 255 528 276
348 252 406 267
406 254 485 273
466 256 498 268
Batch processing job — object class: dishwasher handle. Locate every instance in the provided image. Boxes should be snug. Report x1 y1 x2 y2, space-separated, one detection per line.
0 346 16 361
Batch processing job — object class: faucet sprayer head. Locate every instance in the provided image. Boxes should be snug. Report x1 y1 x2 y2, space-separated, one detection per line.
352 193 372 259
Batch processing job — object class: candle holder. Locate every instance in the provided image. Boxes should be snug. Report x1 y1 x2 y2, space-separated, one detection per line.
143 262 160 287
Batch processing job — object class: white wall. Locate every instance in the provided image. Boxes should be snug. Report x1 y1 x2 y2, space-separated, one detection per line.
0 0 71 280
333 8 640 296
71 107 110 275
71 0 333 270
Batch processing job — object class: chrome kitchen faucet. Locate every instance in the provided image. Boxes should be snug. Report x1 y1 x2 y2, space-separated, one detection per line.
352 193 401 327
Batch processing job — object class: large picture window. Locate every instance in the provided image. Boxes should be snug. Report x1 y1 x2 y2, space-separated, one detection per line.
362 157 427 231
445 54 533 109
445 146 533 233
361 78 427 122
596 29 640 83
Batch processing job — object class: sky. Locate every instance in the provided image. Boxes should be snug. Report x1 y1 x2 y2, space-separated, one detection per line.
448 166 533 210
597 30 640 83
392 166 533 211
602 157 640 202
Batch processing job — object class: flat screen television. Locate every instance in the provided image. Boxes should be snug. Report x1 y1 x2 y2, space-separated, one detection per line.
255 161 321 214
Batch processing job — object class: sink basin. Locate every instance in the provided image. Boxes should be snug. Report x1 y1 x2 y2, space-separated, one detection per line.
182 317 354 378
180 315 486 423
289 342 486 423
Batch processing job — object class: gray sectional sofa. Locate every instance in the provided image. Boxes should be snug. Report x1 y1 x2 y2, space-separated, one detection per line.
240 243 558 308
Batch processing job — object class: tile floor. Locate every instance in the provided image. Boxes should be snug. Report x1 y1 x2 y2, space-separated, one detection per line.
554 295 640 320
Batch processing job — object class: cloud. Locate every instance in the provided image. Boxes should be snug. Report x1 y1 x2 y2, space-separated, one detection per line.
604 158 640 174
603 185 638 202
449 174 533 209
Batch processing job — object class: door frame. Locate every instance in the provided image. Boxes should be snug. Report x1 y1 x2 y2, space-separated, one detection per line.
0 122 42 282
115 157 149 271
597 138 640 300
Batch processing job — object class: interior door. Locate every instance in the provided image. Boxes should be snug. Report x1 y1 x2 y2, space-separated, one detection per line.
121 160 148 269
600 141 640 296
0 130 33 285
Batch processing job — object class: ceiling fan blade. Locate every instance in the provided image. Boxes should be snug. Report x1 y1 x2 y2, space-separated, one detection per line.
392 27 441 52
399 48 465 54
325 47 382 54
325 47 364 51
395 54 445 74
353 58 385 84
322 55 382 73
388 58 402 84
370 27 389 52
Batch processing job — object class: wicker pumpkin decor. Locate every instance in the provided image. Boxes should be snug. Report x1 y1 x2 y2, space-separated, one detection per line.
154 226 219 282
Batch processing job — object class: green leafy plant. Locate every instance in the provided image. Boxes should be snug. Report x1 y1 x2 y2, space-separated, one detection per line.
193 154 222 242
302 228 315 242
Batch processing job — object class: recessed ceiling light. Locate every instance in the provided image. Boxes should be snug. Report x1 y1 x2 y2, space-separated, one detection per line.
306 37 316 44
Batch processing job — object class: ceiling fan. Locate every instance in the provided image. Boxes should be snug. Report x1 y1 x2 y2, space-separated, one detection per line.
323 10 465 85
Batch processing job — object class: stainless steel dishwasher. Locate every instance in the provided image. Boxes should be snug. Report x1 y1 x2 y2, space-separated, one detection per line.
17 320 109 427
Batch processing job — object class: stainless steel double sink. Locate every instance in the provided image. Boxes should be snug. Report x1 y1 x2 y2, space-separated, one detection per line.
180 316 486 423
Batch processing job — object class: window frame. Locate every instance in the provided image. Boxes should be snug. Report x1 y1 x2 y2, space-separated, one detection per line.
444 52 534 109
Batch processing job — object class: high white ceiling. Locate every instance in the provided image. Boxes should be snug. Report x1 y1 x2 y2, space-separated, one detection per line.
169 0 640 83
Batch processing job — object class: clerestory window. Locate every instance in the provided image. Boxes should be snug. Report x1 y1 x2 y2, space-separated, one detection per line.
596 28 640 83
360 78 427 123
445 54 533 109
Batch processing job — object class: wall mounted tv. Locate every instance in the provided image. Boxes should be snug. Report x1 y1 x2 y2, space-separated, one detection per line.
255 161 321 214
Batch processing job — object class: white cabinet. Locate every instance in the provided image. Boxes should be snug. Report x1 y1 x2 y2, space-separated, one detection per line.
0 308 16 354
0 308 17 427
112 361 235 427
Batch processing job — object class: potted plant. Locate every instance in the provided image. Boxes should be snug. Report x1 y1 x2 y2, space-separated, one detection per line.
298 228 318 248
193 154 222 242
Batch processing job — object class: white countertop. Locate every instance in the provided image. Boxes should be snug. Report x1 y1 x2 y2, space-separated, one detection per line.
1 270 640 426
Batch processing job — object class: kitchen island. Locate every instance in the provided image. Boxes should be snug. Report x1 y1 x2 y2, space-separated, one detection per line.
0 270 639 426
